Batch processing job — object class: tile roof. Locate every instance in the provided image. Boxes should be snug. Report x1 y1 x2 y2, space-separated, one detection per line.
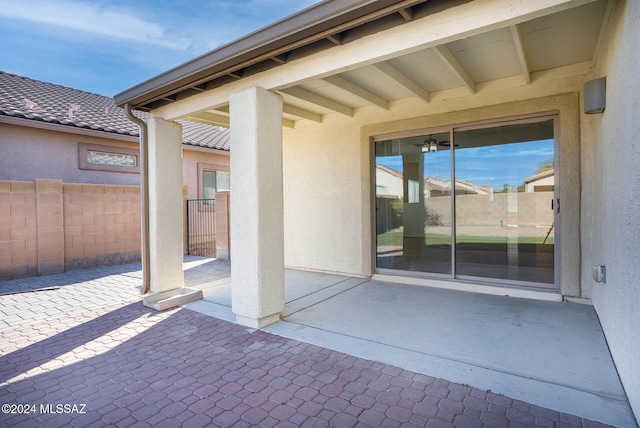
0 71 229 151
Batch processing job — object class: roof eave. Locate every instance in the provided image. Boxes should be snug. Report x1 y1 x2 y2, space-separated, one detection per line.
113 0 419 110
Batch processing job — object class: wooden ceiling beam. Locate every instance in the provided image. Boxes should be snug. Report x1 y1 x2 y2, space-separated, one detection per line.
323 75 389 109
510 24 531 85
280 87 353 117
432 45 476 94
374 61 429 103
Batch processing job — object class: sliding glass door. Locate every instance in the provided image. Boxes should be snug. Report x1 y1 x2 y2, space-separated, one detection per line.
375 132 452 275
374 116 557 288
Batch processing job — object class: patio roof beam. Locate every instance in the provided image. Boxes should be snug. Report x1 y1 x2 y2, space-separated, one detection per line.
270 55 288 64
149 0 593 121
398 8 413 21
373 61 429 103
432 45 476 94
217 103 319 123
326 34 343 45
189 110 295 128
323 75 389 110
228 70 244 79
510 25 531 85
188 112 230 127
279 87 353 117
283 104 323 122
190 84 207 92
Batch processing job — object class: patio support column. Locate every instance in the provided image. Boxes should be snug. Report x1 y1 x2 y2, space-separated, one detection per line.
229 86 284 328
140 117 205 311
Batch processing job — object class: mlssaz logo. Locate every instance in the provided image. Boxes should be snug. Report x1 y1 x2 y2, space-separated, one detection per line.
39 404 87 414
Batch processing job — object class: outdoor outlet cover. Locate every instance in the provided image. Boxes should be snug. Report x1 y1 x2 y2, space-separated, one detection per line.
592 265 606 283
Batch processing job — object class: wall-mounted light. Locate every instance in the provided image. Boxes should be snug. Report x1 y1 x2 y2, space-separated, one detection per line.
584 77 606 114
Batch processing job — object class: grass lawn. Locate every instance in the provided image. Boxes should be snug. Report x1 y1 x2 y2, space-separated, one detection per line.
377 229 554 246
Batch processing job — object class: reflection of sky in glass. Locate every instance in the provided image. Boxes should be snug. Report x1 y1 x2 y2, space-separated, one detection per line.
377 139 554 188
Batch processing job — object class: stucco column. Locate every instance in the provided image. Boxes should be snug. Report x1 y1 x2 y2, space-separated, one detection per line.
146 117 185 292
229 86 284 329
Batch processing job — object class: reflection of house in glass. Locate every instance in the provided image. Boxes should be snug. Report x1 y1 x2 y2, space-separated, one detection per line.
375 164 404 199
376 164 491 199
523 169 555 193
424 177 490 197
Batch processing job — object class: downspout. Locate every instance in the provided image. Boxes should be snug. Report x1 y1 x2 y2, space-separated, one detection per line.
124 104 151 295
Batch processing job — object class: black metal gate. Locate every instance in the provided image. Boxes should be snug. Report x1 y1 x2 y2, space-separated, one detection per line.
186 199 216 257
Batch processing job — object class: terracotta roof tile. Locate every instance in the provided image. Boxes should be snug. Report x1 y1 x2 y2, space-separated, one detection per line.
0 71 229 151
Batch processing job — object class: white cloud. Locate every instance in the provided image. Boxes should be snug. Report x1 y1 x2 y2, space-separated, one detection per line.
0 0 189 49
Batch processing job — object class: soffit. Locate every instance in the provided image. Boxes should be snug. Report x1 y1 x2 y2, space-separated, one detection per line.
133 0 611 130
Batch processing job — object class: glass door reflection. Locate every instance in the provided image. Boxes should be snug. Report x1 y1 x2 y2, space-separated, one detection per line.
453 120 555 284
375 133 452 275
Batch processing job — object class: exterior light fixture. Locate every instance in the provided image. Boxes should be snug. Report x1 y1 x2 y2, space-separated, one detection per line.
584 77 606 114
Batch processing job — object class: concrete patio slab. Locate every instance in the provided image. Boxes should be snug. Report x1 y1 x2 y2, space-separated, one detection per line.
1 257 634 427
187 266 636 427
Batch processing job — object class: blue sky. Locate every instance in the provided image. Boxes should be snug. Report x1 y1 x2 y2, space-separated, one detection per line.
0 0 318 96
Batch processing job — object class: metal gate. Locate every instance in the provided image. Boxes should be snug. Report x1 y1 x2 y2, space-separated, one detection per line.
186 199 216 257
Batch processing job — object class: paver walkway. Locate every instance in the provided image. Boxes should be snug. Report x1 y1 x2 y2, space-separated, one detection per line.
0 260 614 428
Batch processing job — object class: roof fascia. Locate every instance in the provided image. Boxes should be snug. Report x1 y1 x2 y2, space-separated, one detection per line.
113 0 406 108
182 145 230 155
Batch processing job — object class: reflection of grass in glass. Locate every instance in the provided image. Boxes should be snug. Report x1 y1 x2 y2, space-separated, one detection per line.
377 230 554 246
456 235 554 245
377 230 403 246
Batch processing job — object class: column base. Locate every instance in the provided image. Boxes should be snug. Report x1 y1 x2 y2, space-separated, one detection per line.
235 313 281 329
143 287 203 311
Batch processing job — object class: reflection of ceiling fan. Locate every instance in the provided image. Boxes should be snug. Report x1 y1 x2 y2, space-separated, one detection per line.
413 135 457 152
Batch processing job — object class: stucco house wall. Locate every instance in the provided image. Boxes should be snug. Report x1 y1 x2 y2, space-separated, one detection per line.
282 75 582 296
581 0 640 417
0 75 231 279
182 148 230 200
0 122 140 186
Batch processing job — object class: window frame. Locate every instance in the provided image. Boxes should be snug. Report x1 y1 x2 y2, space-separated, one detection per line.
197 162 230 205
78 142 140 173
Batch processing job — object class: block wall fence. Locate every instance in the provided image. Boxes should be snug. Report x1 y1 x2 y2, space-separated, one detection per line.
0 179 230 281
0 179 141 280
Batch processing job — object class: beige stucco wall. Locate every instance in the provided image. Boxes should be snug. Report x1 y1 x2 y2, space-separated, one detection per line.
181 147 230 200
283 76 583 295
284 120 368 276
582 0 640 418
0 123 140 185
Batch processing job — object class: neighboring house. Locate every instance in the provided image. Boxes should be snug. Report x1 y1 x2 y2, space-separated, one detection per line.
523 168 555 193
114 0 639 421
0 71 230 279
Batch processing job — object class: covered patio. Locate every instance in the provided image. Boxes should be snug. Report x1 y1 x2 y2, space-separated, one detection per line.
183 265 634 427
114 0 640 423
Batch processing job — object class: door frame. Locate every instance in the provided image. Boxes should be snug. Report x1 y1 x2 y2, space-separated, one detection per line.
371 112 561 291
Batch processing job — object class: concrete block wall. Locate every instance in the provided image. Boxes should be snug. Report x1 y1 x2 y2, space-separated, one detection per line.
1 178 231 281
36 179 65 274
62 183 141 271
0 181 38 278
0 179 141 280
427 192 554 228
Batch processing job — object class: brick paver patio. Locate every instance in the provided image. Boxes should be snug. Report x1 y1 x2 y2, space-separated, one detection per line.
0 260 613 427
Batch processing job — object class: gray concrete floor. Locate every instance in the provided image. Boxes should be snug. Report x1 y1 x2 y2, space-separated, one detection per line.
184 266 636 427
